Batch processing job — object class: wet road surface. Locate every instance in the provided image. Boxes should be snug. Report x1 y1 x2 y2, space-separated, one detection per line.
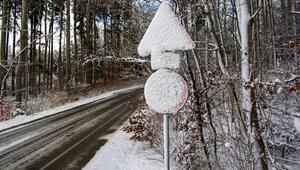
0 87 143 170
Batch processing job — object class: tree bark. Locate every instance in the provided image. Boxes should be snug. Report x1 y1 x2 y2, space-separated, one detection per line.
85 0 93 84
16 0 29 103
239 0 269 169
43 2 48 92
66 0 71 93
0 0 8 91
38 0 42 93
73 0 78 84
12 2 17 96
58 7 63 90
50 5 54 90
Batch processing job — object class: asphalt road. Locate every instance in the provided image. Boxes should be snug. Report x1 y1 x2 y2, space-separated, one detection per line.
0 87 143 170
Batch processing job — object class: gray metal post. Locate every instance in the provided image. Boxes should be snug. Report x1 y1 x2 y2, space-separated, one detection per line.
164 113 170 170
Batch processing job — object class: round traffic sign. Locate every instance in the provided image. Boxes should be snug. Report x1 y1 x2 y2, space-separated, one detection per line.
144 69 188 113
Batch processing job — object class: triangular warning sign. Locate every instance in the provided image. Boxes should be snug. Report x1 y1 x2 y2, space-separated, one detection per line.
138 2 195 57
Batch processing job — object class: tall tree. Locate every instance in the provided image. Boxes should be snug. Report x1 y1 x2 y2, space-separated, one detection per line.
85 0 93 84
0 0 9 91
11 1 18 96
43 1 48 92
238 0 268 169
73 0 78 84
58 5 64 89
66 0 71 92
38 0 43 92
29 5 38 96
16 0 29 103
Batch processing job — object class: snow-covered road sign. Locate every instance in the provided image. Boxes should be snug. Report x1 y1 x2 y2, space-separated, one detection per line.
144 69 188 113
138 2 195 70
138 2 195 170
139 1 194 112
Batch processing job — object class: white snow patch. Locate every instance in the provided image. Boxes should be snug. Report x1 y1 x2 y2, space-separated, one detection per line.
294 118 300 134
274 78 282 84
277 87 283 94
151 50 180 70
292 112 300 133
83 129 164 170
138 2 195 57
287 74 300 82
122 57 150 63
224 142 231 148
0 85 143 131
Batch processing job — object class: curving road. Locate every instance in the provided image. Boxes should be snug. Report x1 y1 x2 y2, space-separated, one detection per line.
0 87 143 170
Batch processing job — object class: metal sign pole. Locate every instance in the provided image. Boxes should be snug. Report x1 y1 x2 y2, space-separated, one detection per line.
164 113 170 170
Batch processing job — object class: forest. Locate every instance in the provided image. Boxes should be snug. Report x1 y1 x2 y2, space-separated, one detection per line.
1 0 300 169
0 0 151 115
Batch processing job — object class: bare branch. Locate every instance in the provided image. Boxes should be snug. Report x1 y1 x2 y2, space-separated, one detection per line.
250 7 262 19
0 33 55 98
292 10 300 15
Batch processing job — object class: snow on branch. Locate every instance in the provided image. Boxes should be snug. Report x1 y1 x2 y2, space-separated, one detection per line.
0 64 8 72
292 10 300 15
208 73 300 95
250 7 262 19
250 0 263 20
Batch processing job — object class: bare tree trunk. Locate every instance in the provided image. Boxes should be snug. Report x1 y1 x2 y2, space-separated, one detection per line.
43 2 48 93
38 0 42 93
93 8 97 82
29 15 37 96
239 0 269 169
0 0 8 91
50 6 54 90
239 0 251 115
66 0 71 93
4 4 10 93
12 2 17 96
58 8 63 90
103 13 107 57
73 0 78 84
85 0 93 84
16 0 28 103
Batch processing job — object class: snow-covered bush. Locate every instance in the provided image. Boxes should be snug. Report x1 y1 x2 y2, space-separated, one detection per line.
123 97 164 154
124 96 213 169
172 104 208 169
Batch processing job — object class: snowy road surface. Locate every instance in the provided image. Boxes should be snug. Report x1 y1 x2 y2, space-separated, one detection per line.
0 87 143 170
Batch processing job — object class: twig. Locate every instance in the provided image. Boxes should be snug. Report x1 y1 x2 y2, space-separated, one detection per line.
250 7 262 19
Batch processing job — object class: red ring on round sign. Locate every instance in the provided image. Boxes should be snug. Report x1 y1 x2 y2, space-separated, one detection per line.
144 69 188 113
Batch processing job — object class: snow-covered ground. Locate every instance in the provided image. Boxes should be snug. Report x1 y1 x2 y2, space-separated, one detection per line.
83 128 165 170
0 85 143 131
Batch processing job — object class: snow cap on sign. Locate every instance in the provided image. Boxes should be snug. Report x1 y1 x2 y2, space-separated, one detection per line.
138 2 195 57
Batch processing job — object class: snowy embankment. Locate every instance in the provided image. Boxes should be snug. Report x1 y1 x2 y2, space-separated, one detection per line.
0 85 143 131
83 128 165 170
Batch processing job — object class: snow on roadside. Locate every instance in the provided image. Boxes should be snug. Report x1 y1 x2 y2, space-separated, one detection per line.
0 85 143 131
83 128 164 170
